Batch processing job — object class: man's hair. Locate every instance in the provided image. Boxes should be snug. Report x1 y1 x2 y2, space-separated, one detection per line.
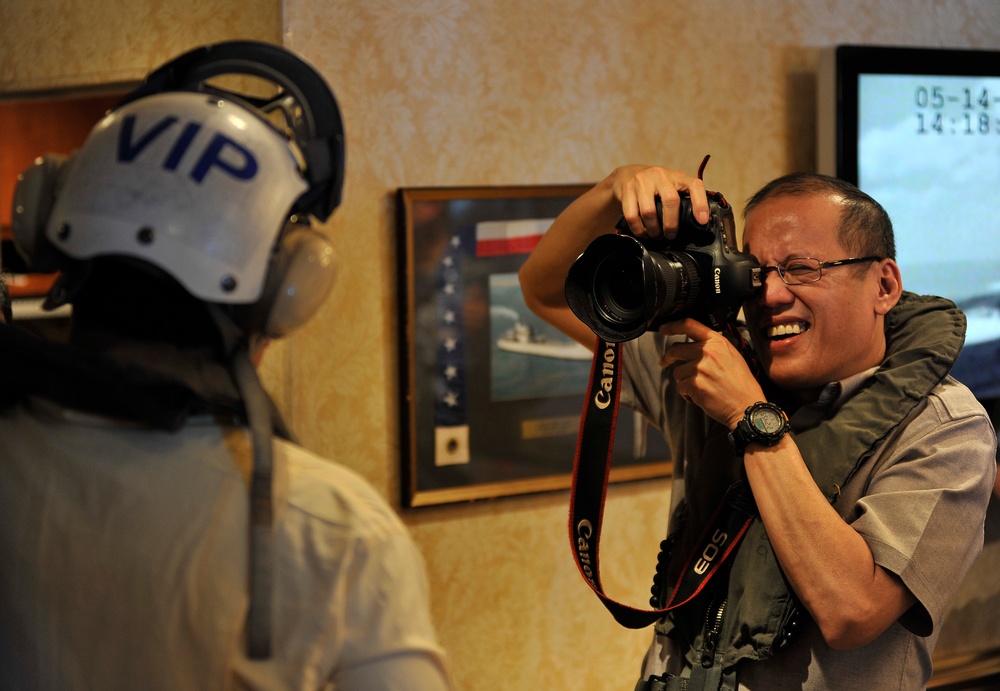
0 276 11 323
743 172 896 260
69 257 225 357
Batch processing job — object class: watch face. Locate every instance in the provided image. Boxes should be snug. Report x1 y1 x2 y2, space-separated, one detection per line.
752 408 785 434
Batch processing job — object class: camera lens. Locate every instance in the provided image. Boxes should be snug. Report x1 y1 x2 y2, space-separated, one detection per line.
565 198 760 342
592 253 645 325
564 233 717 342
650 251 700 318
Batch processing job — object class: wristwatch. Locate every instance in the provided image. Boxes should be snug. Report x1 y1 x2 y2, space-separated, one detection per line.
729 401 789 455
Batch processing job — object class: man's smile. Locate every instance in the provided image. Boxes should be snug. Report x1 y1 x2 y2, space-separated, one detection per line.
766 320 810 340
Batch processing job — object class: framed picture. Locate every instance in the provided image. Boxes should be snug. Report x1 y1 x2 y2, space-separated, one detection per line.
397 185 672 507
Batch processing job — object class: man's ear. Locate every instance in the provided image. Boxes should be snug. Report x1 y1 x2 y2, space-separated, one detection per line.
874 258 903 315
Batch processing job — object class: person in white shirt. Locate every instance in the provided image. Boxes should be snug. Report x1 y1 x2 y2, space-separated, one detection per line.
0 41 451 691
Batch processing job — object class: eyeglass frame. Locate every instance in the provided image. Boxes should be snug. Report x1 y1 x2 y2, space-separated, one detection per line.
758 255 883 286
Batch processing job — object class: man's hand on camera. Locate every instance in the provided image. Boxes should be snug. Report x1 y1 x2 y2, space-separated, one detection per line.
657 318 764 429
611 166 710 240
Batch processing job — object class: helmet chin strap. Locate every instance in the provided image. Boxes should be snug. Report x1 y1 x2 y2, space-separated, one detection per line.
42 259 91 311
208 304 274 659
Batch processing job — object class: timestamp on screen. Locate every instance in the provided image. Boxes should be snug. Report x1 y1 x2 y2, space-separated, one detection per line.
914 85 1000 135
916 111 999 135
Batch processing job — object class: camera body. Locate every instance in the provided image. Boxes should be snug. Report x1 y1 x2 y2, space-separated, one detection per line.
565 192 762 342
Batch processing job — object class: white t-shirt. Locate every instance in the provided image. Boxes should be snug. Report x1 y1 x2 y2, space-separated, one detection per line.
0 402 452 691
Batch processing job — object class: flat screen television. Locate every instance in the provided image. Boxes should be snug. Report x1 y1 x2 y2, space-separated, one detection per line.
818 44 1000 402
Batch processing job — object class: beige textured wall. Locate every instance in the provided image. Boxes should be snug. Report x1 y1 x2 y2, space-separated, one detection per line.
2 1 998 689
0 0 280 93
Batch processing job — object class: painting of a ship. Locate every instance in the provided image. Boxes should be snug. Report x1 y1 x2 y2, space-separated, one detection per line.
497 321 592 361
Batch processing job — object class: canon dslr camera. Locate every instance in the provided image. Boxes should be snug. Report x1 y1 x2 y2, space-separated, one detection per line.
565 191 762 342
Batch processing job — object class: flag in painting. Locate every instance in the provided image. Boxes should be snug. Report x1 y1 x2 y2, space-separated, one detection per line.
475 218 552 257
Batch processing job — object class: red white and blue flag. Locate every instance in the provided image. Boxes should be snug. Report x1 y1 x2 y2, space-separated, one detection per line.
474 218 553 257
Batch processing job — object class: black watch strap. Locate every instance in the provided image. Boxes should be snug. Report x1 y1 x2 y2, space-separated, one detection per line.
729 401 789 455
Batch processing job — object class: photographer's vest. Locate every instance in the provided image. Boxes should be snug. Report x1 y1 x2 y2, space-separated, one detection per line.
649 292 967 690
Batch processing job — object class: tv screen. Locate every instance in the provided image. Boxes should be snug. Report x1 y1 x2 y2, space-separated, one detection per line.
818 45 1000 401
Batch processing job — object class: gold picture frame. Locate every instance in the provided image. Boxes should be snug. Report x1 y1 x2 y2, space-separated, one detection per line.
397 185 671 507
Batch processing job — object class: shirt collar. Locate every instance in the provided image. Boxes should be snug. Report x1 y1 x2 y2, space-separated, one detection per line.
789 366 880 431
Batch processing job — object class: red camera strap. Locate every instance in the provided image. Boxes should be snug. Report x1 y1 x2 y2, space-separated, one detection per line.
568 340 756 628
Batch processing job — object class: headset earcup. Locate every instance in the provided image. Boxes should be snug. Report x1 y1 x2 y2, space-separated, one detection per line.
236 225 337 339
11 154 69 273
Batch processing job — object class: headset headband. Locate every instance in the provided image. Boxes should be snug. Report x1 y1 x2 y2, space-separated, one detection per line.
119 40 344 221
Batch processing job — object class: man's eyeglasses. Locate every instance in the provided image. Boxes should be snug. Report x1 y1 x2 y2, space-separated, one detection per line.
759 256 882 286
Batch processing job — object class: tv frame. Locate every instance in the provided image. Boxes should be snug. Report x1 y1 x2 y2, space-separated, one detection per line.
817 44 1000 182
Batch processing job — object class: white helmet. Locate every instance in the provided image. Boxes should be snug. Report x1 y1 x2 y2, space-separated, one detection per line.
45 91 309 303
12 40 346 336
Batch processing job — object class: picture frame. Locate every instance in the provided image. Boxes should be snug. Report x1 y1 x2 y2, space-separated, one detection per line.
397 185 672 507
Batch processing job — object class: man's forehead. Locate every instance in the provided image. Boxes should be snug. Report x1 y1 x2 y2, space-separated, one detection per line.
743 192 846 253
747 190 846 217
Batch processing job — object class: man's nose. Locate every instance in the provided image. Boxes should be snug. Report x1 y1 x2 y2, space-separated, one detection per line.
760 269 794 304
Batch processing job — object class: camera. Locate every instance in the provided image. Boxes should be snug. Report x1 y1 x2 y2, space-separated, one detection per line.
564 192 762 342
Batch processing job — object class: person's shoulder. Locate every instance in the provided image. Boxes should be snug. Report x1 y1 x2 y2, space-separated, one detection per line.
930 375 995 423
917 376 997 469
273 438 408 539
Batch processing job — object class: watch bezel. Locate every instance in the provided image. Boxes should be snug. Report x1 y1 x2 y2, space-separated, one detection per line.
729 401 789 455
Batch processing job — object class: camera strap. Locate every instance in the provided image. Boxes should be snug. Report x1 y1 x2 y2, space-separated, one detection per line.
569 340 756 629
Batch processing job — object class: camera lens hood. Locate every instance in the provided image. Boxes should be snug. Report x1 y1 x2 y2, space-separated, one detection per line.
566 234 700 342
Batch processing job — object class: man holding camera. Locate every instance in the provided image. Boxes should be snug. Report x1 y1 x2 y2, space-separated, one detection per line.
519 165 996 689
